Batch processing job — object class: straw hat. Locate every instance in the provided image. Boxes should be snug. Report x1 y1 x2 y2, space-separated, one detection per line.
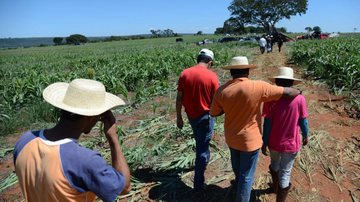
43 79 125 116
222 56 256 70
269 67 302 85
198 48 214 60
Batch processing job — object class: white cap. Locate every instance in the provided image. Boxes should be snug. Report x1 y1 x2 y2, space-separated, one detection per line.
198 48 214 60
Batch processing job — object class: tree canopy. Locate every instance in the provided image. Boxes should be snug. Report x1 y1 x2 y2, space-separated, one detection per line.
65 34 87 44
228 0 308 33
53 37 63 45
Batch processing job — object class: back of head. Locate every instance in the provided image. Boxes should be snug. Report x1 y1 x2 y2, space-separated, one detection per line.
197 48 214 63
275 79 294 87
230 69 249 77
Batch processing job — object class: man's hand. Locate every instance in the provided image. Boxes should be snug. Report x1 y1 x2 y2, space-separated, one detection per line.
100 110 117 140
302 137 308 146
261 145 268 156
100 110 131 194
177 118 183 129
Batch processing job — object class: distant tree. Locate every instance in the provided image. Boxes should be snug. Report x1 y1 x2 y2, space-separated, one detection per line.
214 27 224 35
244 26 266 34
305 26 312 33
163 29 175 37
278 27 287 33
196 31 203 35
53 37 63 45
223 17 245 34
150 29 176 38
313 26 321 34
66 34 88 44
228 0 308 33
312 26 321 39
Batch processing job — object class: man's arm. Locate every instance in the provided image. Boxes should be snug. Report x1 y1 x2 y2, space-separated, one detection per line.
282 87 301 99
261 117 271 156
101 111 131 194
176 91 184 129
210 110 224 117
299 118 309 146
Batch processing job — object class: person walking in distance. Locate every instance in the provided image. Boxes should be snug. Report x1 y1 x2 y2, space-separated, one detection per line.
259 35 267 54
262 67 309 202
14 79 131 202
176 49 219 196
210 57 301 202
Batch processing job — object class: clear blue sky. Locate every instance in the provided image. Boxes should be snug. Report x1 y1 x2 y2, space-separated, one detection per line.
0 0 359 38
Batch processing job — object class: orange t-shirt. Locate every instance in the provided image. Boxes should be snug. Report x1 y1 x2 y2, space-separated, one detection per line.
210 78 284 151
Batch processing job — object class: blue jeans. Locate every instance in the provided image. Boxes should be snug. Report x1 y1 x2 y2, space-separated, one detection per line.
230 148 259 202
188 113 215 191
269 149 297 188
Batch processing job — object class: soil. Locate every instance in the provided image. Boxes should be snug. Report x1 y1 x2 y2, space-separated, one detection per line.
1 45 359 202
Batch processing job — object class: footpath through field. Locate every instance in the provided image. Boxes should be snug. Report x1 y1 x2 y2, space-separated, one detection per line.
214 47 360 202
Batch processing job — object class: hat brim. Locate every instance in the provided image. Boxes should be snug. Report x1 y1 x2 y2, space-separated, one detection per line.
268 77 302 85
222 64 257 70
43 82 125 116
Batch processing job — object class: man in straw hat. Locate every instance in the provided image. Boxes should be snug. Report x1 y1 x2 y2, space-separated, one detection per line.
262 67 309 202
13 78 130 202
210 57 301 202
176 48 219 196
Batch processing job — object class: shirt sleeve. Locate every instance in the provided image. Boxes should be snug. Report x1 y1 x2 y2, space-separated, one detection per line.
61 143 125 202
177 72 185 92
298 95 309 119
260 81 284 103
210 90 223 116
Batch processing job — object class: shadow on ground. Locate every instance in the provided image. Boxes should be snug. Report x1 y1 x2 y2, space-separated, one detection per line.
132 168 272 201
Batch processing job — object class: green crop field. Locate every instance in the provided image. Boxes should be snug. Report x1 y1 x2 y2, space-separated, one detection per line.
0 35 257 135
290 36 360 113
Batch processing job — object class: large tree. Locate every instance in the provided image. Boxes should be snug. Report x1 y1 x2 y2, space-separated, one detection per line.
65 34 87 44
228 0 308 33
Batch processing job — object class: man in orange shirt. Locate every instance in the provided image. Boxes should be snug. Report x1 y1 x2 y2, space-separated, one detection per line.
210 56 300 202
176 49 219 194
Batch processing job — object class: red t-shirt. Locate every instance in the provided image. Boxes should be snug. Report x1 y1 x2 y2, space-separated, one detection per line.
177 64 219 119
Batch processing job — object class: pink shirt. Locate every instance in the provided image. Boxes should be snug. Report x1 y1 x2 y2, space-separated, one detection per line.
262 95 308 152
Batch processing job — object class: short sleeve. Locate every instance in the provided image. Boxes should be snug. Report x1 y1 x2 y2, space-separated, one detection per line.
210 90 223 116
298 95 308 119
61 143 125 202
177 72 185 92
260 81 284 103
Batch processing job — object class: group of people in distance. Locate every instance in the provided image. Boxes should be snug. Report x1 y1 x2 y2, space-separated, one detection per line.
13 48 308 202
259 33 284 54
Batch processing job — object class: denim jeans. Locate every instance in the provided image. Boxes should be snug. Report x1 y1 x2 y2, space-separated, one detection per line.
269 149 298 188
230 148 259 202
188 112 215 191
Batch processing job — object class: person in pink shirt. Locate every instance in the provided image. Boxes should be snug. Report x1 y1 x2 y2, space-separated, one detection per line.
261 67 309 202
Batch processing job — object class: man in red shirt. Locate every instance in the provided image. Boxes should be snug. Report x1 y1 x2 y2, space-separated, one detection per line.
176 49 219 194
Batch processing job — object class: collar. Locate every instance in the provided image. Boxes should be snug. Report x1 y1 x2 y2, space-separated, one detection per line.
38 130 77 145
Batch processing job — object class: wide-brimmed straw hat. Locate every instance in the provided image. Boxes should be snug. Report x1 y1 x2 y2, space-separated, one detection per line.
43 78 125 116
269 67 302 85
222 56 256 70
